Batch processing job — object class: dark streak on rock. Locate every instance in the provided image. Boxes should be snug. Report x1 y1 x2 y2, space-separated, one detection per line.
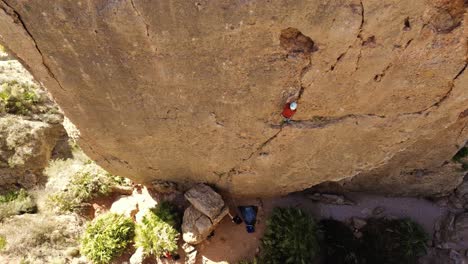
129 0 150 37
0 0 66 91
289 114 385 129
400 61 467 116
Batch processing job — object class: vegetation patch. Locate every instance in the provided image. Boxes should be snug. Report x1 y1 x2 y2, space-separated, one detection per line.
0 189 37 220
260 207 319 264
0 81 44 115
360 218 428 264
453 146 468 170
81 213 135 264
0 234 6 251
135 201 181 257
320 219 360 264
47 159 130 213
0 213 83 263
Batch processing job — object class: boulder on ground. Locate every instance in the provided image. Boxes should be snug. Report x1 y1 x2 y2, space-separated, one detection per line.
307 193 356 205
184 184 225 221
130 247 145 264
182 205 228 245
0 115 65 189
110 195 139 219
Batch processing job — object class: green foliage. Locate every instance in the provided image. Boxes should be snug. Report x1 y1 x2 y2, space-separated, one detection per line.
238 259 258 264
360 218 428 264
320 219 360 264
135 201 181 257
0 189 37 221
0 44 5 53
48 163 126 213
0 81 44 115
0 189 28 204
81 213 135 264
260 207 319 264
0 234 6 251
238 258 258 264
453 147 468 162
453 147 468 170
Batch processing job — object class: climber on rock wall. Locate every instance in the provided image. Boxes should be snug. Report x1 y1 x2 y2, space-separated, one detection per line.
282 101 298 122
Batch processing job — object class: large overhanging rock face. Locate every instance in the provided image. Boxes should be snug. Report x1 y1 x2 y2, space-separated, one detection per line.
0 0 466 196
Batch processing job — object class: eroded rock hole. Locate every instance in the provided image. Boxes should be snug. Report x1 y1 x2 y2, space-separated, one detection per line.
403 17 411 31
362 36 376 47
280 27 317 54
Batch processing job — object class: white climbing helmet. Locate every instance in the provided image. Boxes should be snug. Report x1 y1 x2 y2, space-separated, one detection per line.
290 101 298 110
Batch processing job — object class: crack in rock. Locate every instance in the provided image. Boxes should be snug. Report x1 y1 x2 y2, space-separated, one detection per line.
328 48 350 72
129 0 150 37
243 127 284 161
289 114 385 129
328 0 365 73
0 0 65 91
354 0 365 72
297 56 311 101
400 62 467 116
373 63 392 82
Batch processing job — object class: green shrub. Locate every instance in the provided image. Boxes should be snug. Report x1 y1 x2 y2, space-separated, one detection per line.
135 201 181 257
453 147 468 170
0 189 28 204
0 189 37 220
319 219 360 264
360 218 428 264
0 81 44 115
48 165 127 213
260 207 319 264
0 234 6 251
81 213 135 264
453 147 468 162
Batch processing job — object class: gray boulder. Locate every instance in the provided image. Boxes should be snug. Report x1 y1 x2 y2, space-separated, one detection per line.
184 184 225 220
182 205 228 245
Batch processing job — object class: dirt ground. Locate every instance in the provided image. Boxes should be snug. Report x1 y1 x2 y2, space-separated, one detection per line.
196 192 447 263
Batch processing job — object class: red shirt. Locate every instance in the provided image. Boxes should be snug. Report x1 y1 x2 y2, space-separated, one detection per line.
282 103 297 118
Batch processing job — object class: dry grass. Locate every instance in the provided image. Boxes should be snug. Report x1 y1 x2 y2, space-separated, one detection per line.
0 212 84 263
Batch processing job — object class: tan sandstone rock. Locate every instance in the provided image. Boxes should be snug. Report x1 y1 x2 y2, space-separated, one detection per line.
0 115 65 189
0 0 466 196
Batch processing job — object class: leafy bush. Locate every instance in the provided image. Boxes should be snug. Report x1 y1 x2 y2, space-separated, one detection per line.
0 189 28 203
0 189 37 220
81 213 135 264
260 207 319 264
135 201 181 257
0 81 44 115
360 218 428 264
453 147 468 170
48 162 128 213
320 219 360 264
